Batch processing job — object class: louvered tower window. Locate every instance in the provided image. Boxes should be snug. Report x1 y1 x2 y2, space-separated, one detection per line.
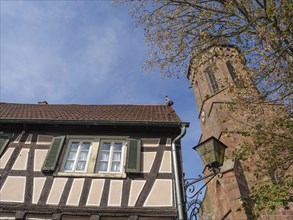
226 60 244 88
206 67 219 94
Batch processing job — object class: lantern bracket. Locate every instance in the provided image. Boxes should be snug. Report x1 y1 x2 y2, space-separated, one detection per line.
183 169 220 220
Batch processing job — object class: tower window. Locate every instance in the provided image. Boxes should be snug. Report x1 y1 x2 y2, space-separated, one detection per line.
226 61 243 88
206 67 219 94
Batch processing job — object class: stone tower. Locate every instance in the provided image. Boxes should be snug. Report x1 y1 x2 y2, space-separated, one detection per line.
188 45 250 219
187 45 292 219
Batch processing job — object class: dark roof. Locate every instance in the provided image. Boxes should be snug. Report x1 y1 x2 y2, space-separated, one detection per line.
0 103 185 126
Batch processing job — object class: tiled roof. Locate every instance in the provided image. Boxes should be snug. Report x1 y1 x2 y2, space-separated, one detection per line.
0 103 182 124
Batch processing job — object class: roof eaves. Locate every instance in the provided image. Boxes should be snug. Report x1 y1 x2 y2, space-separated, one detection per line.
0 119 190 128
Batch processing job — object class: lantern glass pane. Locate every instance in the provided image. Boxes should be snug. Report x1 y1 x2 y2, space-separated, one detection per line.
195 139 216 166
196 144 207 156
214 140 226 167
207 140 216 164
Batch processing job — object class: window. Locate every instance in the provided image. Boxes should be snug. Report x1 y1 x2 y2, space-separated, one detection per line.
206 67 219 94
226 60 244 88
42 136 141 177
62 140 92 172
96 140 125 173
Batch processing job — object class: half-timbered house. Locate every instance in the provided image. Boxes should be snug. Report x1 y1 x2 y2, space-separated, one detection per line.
0 102 188 220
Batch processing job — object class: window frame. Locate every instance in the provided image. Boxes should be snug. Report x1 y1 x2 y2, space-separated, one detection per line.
60 139 93 173
95 139 126 174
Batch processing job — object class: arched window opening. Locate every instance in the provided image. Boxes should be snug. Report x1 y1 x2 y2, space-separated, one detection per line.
216 180 229 219
226 61 244 88
206 67 219 94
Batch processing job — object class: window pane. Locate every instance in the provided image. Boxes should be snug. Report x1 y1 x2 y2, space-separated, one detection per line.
76 162 86 171
64 161 74 171
111 162 120 172
113 152 121 161
67 151 76 160
101 151 109 161
99 162 108 171
70 142 79 151
82 142 91 150
102 142 111 150
79 151 88 161
114 143 122 151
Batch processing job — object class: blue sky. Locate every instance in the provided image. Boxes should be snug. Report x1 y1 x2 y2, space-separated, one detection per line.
0 1 203 178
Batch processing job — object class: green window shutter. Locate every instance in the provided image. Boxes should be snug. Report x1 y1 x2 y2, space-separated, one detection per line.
42 136 65 173
0 134 13 157
126 138 141 173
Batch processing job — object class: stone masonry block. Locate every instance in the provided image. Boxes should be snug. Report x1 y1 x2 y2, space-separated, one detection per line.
229 188 241 200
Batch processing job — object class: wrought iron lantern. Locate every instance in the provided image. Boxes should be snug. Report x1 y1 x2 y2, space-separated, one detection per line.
193 136 227 171
184 136 228 220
